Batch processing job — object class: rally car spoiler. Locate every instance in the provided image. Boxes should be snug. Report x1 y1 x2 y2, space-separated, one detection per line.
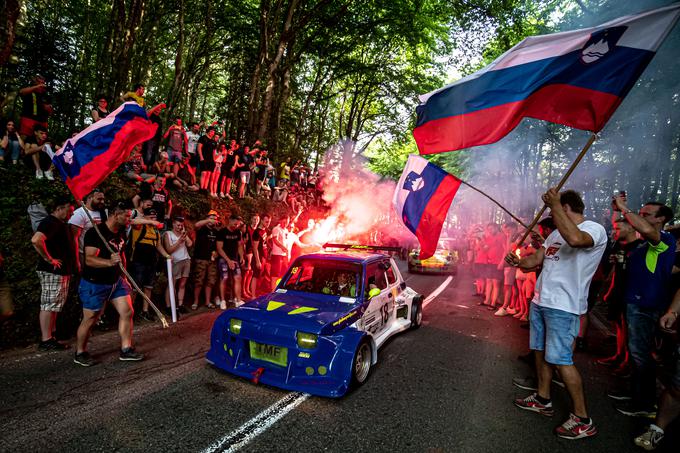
322 243 403 253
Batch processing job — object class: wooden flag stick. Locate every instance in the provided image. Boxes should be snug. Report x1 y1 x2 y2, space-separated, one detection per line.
458 179 532 232
516 132 598 245
78 201 169 328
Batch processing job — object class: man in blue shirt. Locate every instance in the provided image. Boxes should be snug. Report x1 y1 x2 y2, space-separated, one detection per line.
610 197 675 418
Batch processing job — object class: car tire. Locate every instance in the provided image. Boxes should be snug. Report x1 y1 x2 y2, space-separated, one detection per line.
410 296 423 330
351 338 372 387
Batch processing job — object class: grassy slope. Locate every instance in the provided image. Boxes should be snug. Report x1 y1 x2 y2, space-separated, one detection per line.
0 165 291 349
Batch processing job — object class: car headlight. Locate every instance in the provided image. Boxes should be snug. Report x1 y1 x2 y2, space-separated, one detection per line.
230 318 242 335
296 331 318 349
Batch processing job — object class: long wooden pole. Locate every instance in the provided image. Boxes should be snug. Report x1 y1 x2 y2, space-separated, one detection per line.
459 179 531 231
516 132 598 245
78 201 169 328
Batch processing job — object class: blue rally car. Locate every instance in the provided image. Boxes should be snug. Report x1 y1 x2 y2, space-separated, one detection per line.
206 245 423 398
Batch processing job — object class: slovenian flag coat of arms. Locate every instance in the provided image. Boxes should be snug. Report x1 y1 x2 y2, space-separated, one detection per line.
414 3 680 154
393 155 461 259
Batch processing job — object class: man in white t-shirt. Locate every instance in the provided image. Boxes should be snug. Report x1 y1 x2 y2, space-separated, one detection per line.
505 189 606 440
69 189 106 273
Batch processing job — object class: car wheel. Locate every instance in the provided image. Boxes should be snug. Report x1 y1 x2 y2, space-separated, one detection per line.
410 297 423 329
351 338 372 386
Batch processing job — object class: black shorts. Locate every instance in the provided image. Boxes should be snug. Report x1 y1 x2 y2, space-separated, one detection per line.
189 153 200 169
201 161 215 172
221 165 234 179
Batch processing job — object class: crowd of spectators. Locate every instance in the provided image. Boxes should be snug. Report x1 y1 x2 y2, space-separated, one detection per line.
461 189 680 447
0 76 326 366
3 76 680 449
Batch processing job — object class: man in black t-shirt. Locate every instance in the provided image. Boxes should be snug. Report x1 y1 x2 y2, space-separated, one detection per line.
150 177 172 226
31 197 76 351
192 210 220 309
74 202 143 366
19 75 52 138
217 215 245 307
197 127 217 192
23 125 54 179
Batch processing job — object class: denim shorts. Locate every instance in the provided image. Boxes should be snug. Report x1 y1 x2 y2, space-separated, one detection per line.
529 302 580 365
79 278 131 311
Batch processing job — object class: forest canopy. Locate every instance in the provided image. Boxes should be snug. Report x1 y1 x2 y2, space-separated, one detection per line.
1 0 679 221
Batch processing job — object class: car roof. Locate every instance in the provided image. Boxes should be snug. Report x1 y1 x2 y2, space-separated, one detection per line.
298 251 388 265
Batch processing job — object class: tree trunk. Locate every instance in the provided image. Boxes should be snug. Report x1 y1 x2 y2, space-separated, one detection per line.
0 0 21 67
257 0 300 140
167 0 186 116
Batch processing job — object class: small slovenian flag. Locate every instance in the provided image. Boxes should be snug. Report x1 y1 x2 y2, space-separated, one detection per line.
414 3 680 154
50 102 158 200
393 155 461 259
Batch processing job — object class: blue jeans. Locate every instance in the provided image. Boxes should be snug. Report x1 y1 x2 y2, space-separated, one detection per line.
0 140 21 161
626 303 662 410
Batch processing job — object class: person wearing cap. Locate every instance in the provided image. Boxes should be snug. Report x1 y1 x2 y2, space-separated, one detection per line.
163 216 193 313
128 208 171 321
192 210 220 309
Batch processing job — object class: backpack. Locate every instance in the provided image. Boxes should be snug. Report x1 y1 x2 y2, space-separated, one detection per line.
28 202 48 232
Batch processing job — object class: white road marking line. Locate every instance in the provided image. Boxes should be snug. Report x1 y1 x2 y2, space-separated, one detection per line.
423 276 453 308
201 392 310 453
203 276 451 452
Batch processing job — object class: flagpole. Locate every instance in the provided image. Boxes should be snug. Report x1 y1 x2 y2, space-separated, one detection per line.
458 179 532 232
516 132 598 245
78 200 169 328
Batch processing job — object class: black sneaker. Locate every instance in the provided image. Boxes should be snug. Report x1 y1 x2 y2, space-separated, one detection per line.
139 311 153 322
607 389 632 401
120 347 144 361
615 401 657 418
74 351 96 367
38 338 69 351
513 376 538 391
178 305 189 314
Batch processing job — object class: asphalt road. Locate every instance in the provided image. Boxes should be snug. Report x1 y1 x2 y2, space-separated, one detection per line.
1 263 677 453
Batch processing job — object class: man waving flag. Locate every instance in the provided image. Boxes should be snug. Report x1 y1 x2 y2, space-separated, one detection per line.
51 102 159 200
393 155 461 259
414 3 680 154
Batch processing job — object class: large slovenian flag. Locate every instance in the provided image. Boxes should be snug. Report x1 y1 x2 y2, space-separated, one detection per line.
51 102 157 200
414 3 680 154
393 155 462 259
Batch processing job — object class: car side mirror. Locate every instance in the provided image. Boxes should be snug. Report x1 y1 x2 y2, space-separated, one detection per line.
368 288 380 299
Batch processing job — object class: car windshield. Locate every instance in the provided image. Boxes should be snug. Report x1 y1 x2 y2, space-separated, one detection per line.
282 258 361 299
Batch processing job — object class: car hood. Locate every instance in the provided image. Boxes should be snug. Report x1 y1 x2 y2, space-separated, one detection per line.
233 290 363 334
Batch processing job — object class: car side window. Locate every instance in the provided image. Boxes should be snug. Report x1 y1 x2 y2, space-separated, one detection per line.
365 262 387 296
384 261 396 286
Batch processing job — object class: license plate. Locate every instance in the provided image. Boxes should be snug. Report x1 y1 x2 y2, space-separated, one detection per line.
249 341 288 367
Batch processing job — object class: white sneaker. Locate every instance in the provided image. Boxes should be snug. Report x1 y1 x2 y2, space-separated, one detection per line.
36 169 44 179
494 308 509 317
219 192 225 198
234 300 244 307
220 300 227 310
44 170 55 180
